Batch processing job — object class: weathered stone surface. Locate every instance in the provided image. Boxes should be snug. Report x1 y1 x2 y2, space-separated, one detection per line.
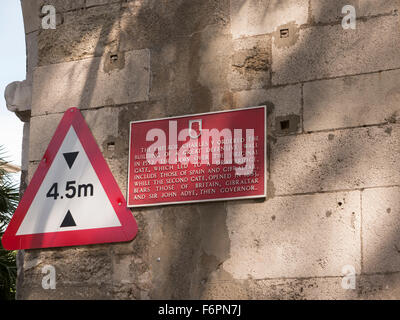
38 4 122 65
32 49 150 116
272 16 400 85
18 246 113 298
28 112 58 162
243 273 400 299
112 254 134 284
201 279 249 299
198 25 232 92
52 247 113 286
86 0 110 7
105 157 128 196
246 277 358 300
29 107 119 161
35 0 227 63
230 0 309 39
357 272 400 299
149 38 192 104
229 35 271 91
223 191 361 279
119 0 229 52
16 0 400 301
21 0 41 34
19 284 113 299
149 24 233 116
304 70 400 132
20 123 31 196
271 124 400 195
310 0 399 24
144 202 231 299
26 31 38 84
362 187 400 274
234 84 302 133
21 122 30 173
27 162 39 184
21 0 87 35
40 0 85 13
204 275 400 300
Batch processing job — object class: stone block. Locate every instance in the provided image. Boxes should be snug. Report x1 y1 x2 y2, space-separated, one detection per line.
28 113 61 162
119 0 229 51
201 279 249 299
148 38 192 102
229 35 271 91
19 284 113 299
29 107 119 161
32 49 150 116
112 255 134 284
272 16 400 85
52 248 113 286
38 3 121 65
26 31 38 84
223 191 361 279
271 124 400 195
245 273 400 299
362 187 400 274
198 25 232 91
149 25 233 114
40 0 85 12
310 0 398 24
28 161 39 184
21 123 30 172
234 84 302 133
21 0 86 35
230 0 309 39
21 0 41 34
303 70 400 132
86 0 110 7
246 277 359 300
357 272 400 299
204 275 386 299
105 157 128 197
21 246 113 288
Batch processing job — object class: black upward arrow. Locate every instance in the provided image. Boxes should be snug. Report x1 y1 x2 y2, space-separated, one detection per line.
63 152 79 169
60 210 76 228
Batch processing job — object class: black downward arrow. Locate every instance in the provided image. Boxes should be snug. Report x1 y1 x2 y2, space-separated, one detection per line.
63 152 79 169
60 210 76 228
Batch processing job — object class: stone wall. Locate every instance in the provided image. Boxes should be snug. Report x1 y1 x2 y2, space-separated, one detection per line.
6 0 400 299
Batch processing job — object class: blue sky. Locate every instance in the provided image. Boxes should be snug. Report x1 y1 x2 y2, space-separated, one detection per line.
0 0 26 170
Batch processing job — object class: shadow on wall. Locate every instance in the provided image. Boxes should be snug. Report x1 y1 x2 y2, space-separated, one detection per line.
25 0 233 300
23 0 400 300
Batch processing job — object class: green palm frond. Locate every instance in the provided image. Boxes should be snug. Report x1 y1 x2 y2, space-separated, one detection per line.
0 146 19 300
0 249 16 300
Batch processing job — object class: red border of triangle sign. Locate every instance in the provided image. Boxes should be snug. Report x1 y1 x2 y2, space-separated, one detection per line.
2 107 138 250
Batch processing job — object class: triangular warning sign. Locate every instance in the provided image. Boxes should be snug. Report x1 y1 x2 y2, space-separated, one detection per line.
1 107 138 250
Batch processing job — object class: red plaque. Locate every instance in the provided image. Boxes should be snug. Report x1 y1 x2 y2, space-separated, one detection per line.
128 106 266 207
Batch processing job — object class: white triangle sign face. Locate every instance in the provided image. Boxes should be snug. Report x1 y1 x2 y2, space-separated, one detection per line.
2 108 138 250
16 127 121 235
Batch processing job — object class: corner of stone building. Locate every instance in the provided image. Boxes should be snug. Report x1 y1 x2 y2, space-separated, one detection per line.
7 0 400 300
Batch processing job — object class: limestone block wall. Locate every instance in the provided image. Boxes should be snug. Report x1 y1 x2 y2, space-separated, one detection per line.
11 0 400 299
